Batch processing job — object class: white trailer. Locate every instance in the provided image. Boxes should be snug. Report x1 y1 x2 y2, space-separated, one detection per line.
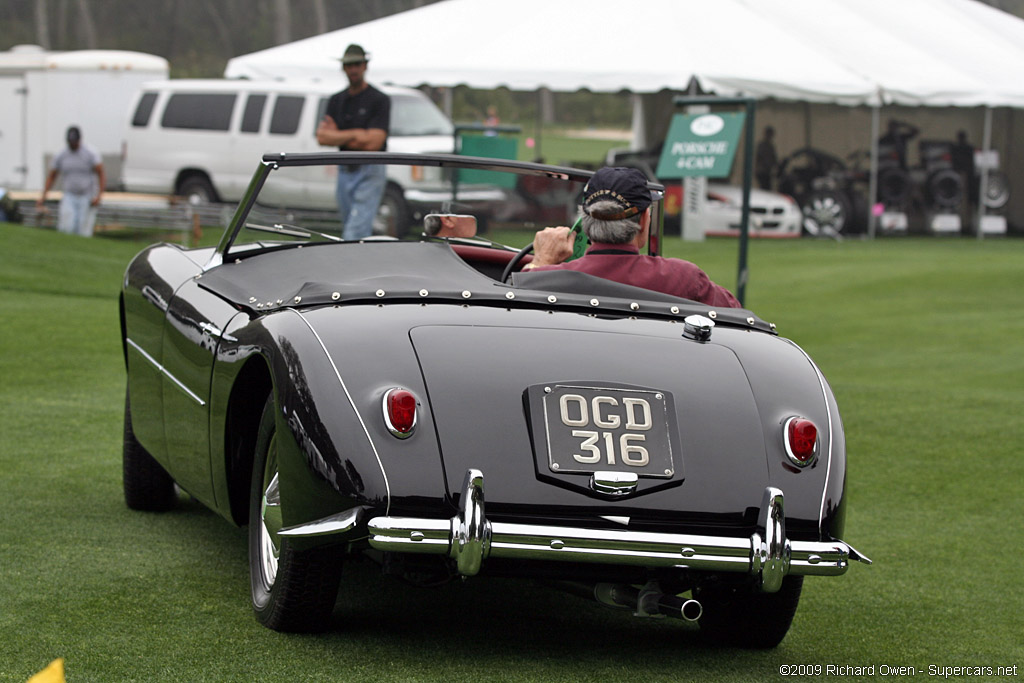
0 45 168 192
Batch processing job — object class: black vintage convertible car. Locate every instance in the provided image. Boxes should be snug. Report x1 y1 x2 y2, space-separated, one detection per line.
120 152 869 647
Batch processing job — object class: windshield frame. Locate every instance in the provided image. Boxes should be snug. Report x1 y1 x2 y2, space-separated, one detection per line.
210 152 664 268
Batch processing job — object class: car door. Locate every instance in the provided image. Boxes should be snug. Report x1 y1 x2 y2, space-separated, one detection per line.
160 276 242 508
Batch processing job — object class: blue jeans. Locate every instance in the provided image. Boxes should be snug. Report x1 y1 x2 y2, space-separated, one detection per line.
335 164 387 240
58 192 97 237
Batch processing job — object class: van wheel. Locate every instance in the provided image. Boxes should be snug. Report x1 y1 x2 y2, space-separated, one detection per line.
179 175 218 205
374 185 410 238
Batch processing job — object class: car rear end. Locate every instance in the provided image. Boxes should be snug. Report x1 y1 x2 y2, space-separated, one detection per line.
312 301 865 586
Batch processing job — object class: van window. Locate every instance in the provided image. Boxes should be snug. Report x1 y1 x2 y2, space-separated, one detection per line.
132 92 159 128
162 93 236 131
241 95 267 133
270 96 304 135
390 94 454 137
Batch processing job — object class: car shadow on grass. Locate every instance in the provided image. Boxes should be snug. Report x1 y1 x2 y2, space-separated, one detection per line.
156 496 768 664
325 557 709 654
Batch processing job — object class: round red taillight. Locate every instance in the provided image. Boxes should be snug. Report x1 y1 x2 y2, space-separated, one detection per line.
384 388 417 438
784 417 818 466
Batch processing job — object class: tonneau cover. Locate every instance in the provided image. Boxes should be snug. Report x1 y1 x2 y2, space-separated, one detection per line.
196 240 774 332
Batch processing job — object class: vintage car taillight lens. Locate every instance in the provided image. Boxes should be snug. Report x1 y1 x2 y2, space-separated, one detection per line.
384 388 417 438
784 417 818 467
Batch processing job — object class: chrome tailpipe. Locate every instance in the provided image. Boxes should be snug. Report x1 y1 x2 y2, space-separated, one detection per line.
590 582 702 622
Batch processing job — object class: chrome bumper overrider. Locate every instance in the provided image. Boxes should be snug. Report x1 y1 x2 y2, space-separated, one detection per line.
367 469 870 593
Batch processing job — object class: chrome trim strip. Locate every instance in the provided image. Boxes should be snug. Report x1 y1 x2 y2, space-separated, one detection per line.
278 507 362 538
126 337 206 406
367 472 863 588
289 309 392 515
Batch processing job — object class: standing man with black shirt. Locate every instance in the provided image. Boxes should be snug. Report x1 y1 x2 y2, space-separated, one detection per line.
317 44 390 240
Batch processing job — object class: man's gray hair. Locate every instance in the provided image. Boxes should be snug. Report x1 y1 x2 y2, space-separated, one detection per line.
423 214 442 236
582 200 642 244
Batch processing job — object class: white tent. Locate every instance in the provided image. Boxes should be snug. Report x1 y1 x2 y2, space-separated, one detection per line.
225 0 1024 108
224 0 877 104
744 0 1024 108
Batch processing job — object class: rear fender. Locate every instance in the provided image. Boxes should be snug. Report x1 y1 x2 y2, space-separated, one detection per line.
215 308 417 536
727 331 848 540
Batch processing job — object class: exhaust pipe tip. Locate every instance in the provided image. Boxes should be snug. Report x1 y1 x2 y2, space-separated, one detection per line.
680 598 703 622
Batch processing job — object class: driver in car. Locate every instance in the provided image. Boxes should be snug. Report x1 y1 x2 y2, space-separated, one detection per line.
525 167 741 308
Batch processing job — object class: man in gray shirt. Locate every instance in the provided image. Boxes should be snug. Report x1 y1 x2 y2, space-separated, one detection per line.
37 126 106 236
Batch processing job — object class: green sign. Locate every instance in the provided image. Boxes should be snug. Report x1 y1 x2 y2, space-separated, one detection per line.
458 134 519 188
656 112 745 179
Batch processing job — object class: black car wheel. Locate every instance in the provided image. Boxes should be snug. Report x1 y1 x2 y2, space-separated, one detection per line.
249 396 342 632
925 169 964 211
878 168 912 207
800 190 850 236
696 575 803 649
178 175 218 206
373 184 411 238
123 388 177 511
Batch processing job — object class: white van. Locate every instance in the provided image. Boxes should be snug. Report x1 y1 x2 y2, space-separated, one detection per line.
121 79 456 233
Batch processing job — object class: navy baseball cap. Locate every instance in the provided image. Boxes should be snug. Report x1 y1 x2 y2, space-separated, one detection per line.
582 167 655 220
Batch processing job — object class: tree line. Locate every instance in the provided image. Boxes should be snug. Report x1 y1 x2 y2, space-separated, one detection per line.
1 0 442 77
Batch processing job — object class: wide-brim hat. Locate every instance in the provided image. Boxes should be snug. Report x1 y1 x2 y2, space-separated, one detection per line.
339 44 370 65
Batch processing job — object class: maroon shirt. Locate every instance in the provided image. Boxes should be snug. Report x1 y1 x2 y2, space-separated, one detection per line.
531 242 741 308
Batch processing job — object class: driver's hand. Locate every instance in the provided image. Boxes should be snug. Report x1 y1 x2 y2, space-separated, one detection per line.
531 226 575 267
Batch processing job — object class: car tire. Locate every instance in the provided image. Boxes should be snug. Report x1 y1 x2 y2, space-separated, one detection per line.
982 171 1010 210
249 395 343 632
696 575 803 649
123 389 177 511
178 175 218 206
800 190 850 236
373 184 410 238
878 168 912 207
925 169 964 211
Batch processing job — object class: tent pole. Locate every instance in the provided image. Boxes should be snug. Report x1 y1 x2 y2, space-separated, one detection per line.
868 103 880 239
736 99 755 306
630 93 647 150
442 87 453 119
976 106 993 241
534 89 544 162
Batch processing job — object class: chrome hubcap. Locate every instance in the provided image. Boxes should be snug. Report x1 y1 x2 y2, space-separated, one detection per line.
803 197 844 232
374 202 396 236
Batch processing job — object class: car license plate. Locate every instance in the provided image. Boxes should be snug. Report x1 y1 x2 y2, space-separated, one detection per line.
542 385 674 478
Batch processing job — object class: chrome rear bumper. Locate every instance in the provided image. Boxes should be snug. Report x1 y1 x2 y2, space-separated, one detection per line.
367 469 870 593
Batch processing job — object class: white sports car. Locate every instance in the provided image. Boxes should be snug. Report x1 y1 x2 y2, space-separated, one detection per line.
702 183 802 238
606 148 801 238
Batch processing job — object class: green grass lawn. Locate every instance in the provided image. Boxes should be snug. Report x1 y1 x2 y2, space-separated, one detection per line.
1 224 1022 681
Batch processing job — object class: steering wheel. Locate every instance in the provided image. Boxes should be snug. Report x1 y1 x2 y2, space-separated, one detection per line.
501 243 534 283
